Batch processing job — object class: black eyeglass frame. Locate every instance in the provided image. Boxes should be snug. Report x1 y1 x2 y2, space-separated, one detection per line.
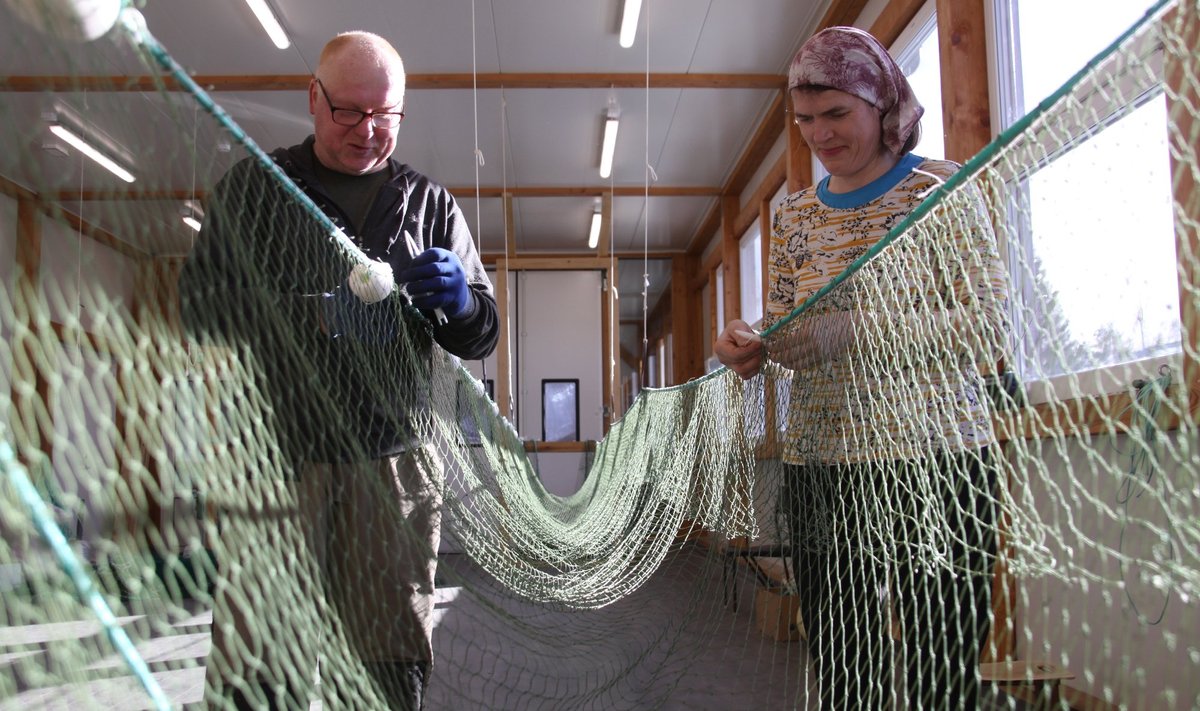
315 78 405 129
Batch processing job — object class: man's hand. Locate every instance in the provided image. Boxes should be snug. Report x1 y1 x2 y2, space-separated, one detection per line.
398 248 473 320
714 319 765 380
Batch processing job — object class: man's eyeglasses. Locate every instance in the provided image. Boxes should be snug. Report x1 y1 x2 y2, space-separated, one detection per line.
315 79 405 129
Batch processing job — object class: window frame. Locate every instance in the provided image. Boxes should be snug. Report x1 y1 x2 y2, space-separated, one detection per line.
990 0 1181 401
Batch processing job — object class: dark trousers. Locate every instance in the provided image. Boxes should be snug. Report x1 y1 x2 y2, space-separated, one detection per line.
787 449 998 710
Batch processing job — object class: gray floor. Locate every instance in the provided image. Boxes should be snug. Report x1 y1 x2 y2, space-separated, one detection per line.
0 543 1032 710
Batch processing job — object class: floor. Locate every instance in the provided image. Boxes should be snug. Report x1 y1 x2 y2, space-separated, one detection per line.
0 544 1033 710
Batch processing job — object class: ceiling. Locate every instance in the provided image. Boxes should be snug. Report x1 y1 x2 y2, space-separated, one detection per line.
0 0 832 319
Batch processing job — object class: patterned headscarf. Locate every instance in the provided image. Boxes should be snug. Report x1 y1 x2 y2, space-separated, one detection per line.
787 26 924 155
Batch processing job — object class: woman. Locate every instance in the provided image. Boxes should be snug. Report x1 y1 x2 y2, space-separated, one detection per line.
715 27 1010 710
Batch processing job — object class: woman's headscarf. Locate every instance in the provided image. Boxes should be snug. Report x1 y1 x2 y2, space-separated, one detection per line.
787 26 924 155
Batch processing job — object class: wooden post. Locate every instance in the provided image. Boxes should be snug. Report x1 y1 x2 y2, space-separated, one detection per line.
494 259 512 420
504 192 517 260
1165 3 1200 401
936 0 992 163
671 254 701 382
785 88 812 195
720 195 741 326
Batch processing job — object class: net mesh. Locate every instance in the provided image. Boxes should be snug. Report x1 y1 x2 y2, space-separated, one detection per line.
1 2 1198 710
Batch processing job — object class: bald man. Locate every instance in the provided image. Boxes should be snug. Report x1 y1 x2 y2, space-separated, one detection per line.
181 31 498 710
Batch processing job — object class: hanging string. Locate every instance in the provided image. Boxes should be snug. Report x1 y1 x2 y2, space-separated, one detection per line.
641 0 651 378
470 0 484 257
468 0 493 392
75 92 87 325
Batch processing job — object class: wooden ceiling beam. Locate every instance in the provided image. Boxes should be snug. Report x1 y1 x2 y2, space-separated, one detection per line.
1 73 785 93
481 251 681 266
50 185 720 202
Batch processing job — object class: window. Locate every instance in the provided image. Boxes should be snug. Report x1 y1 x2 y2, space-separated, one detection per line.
714 267 725 332
739 223 763 326
893 1 944 161
734 223 763 326
993 0 1178 391
542 379 579 442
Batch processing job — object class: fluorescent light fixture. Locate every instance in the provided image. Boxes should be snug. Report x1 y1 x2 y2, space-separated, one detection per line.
48 123 135 183
599 114 620 179
619 0 643 48
182 200 204 231
588 208 603 249
244 0 290 49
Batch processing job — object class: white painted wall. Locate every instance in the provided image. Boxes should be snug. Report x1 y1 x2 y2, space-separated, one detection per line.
39 215 132 332
1007 434 1199 707
515 270 602 496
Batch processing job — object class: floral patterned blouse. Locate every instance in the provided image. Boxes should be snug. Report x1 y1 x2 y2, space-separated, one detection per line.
763 155 1010 465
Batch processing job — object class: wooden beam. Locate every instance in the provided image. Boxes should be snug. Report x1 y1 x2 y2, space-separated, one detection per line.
619 344 640 372
522 441 595 453
759 197 773 314
724 92 786 198
494 262 512 420
1 175 149 260
734 153 787 239
480 250 682 265
1 72 785 93
686 201 722 255
50 185 721 202
785 93 812 195
869 0 929 46
598 194 612 258
503 192 517 260
1165 2 1200 394
671 254 702 382
816 0 872 30
602 259 618 428
936 0 992 163
490 256 612 271
473 185 720 198
720 196 741 324
15 195 40 284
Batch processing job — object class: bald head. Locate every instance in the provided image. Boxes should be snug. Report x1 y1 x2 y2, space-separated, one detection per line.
309 31 407 175
316 32 406 106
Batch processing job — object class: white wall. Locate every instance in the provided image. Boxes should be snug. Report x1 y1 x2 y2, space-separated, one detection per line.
39 215 132 333
1007 433 1199 707
515 270 602 496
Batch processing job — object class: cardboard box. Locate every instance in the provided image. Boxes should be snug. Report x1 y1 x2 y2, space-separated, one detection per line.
754 588 806 642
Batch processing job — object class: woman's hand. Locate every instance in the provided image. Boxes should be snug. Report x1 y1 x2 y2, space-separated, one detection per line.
714 319 765 380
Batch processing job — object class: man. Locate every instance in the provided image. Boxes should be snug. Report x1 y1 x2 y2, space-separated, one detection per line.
180 31 498 710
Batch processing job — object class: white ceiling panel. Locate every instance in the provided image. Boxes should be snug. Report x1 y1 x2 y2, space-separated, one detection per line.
1 0 829 264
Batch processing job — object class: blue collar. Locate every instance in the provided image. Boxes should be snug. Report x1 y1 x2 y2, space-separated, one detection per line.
816 153 924 209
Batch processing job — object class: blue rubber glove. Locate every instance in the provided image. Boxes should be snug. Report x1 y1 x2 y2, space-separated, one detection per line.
320 285 396 343
398 248 473 320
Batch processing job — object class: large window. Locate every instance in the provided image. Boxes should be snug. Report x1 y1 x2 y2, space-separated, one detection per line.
994 0 1178 389
739 222 763 326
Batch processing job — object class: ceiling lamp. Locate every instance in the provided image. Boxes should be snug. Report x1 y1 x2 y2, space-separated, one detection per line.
619 0 643 48
181 201 204 231
47 118 135 183
588 199 603 249
244 0 290 49
599 100 620 179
